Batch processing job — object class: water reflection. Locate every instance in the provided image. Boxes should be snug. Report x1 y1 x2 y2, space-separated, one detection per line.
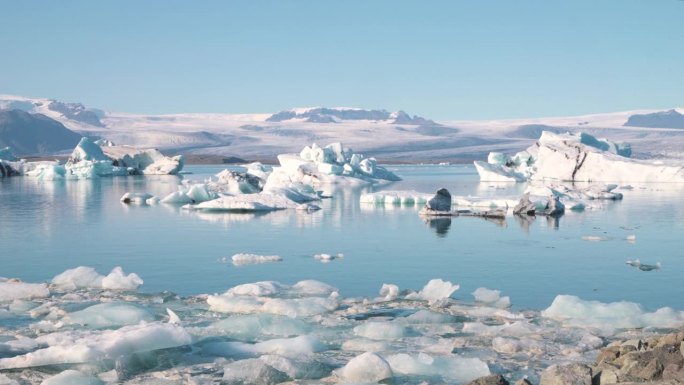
424 217 451 237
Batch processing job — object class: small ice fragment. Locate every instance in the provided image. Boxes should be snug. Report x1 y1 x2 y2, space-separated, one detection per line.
120 192 153 205
231 253 283 266
313 253 343 262
626 234 636 243
166 308 181 324
406 279 460 302
582 235 610 242
378 283 399 302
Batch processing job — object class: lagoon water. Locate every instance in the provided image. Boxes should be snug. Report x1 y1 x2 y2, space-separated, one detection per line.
1 164 683 312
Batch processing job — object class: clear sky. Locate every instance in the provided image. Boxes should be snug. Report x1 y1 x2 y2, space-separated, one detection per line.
1 0 682 120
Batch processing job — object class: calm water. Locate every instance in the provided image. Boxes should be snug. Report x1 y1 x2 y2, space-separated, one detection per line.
1 165 683 311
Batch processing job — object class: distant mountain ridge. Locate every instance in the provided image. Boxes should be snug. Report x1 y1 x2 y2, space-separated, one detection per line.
266 107 437 125
0 109 82 156
624 109 684 129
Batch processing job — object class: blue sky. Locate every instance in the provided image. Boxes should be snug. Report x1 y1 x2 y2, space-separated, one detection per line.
1 0 682 119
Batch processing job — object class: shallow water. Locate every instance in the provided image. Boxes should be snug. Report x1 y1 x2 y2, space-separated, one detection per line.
1 164 683 311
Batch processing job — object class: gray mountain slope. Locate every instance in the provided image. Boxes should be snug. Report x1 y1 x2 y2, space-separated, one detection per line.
0 109 82 155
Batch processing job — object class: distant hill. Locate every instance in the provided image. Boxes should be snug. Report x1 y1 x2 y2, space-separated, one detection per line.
0 109 82 155
624 109 684 129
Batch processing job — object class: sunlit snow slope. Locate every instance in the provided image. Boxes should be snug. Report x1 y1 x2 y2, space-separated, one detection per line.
1 94 683 161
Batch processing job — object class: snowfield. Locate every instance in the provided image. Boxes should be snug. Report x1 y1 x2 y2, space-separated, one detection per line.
2 94 684 161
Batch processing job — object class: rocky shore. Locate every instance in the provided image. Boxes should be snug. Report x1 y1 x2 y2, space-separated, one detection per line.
467 328 684 385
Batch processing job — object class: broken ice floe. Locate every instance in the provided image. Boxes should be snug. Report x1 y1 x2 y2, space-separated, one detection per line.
2 267 684 384
625 259 661 272
476 131 684 183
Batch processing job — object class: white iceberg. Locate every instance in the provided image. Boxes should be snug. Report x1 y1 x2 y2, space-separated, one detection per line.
476 131 684 183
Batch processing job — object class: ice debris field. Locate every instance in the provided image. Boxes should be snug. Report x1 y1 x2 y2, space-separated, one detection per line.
2 266 684 385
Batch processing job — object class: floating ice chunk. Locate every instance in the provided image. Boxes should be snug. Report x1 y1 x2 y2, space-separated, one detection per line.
207 294 339 318
353 322 407 340
225 281 286 297
120 192 153 204
101 267 143 290
541 295 684 333
334 352 393 383
52 267 103 289
360 191 430 206
0 281 49 302
230 254 283 266
313 253 343 262
101 146 184 175
0 322 192 369
259 354 332 380
41 370 104 385
166 308 181 325
472 288 511 308
69 137 109 163
385 352 490 383
190 194 296 212
24 163 67 180
221 358 290 384
406 279 460 303
341 338 391 352
474 161 527 182
378 283 400 302
462 321 537 337
291 280 338 297
405 310 456 324
205 335 324 358
627 234 637 243
160 191 194 204
63 303 153 328
51 266 143 291
492 337 544 355
208 314 311 340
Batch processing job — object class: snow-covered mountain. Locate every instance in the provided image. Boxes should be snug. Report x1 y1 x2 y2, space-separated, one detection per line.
1 94 683 161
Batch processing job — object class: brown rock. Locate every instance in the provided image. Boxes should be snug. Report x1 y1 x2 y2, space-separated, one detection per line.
514 379 533 385
539 363 592 385
662 363 684 382
465 374 510 385
620 344 638 355
596 347 620 365
656 333 679 348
